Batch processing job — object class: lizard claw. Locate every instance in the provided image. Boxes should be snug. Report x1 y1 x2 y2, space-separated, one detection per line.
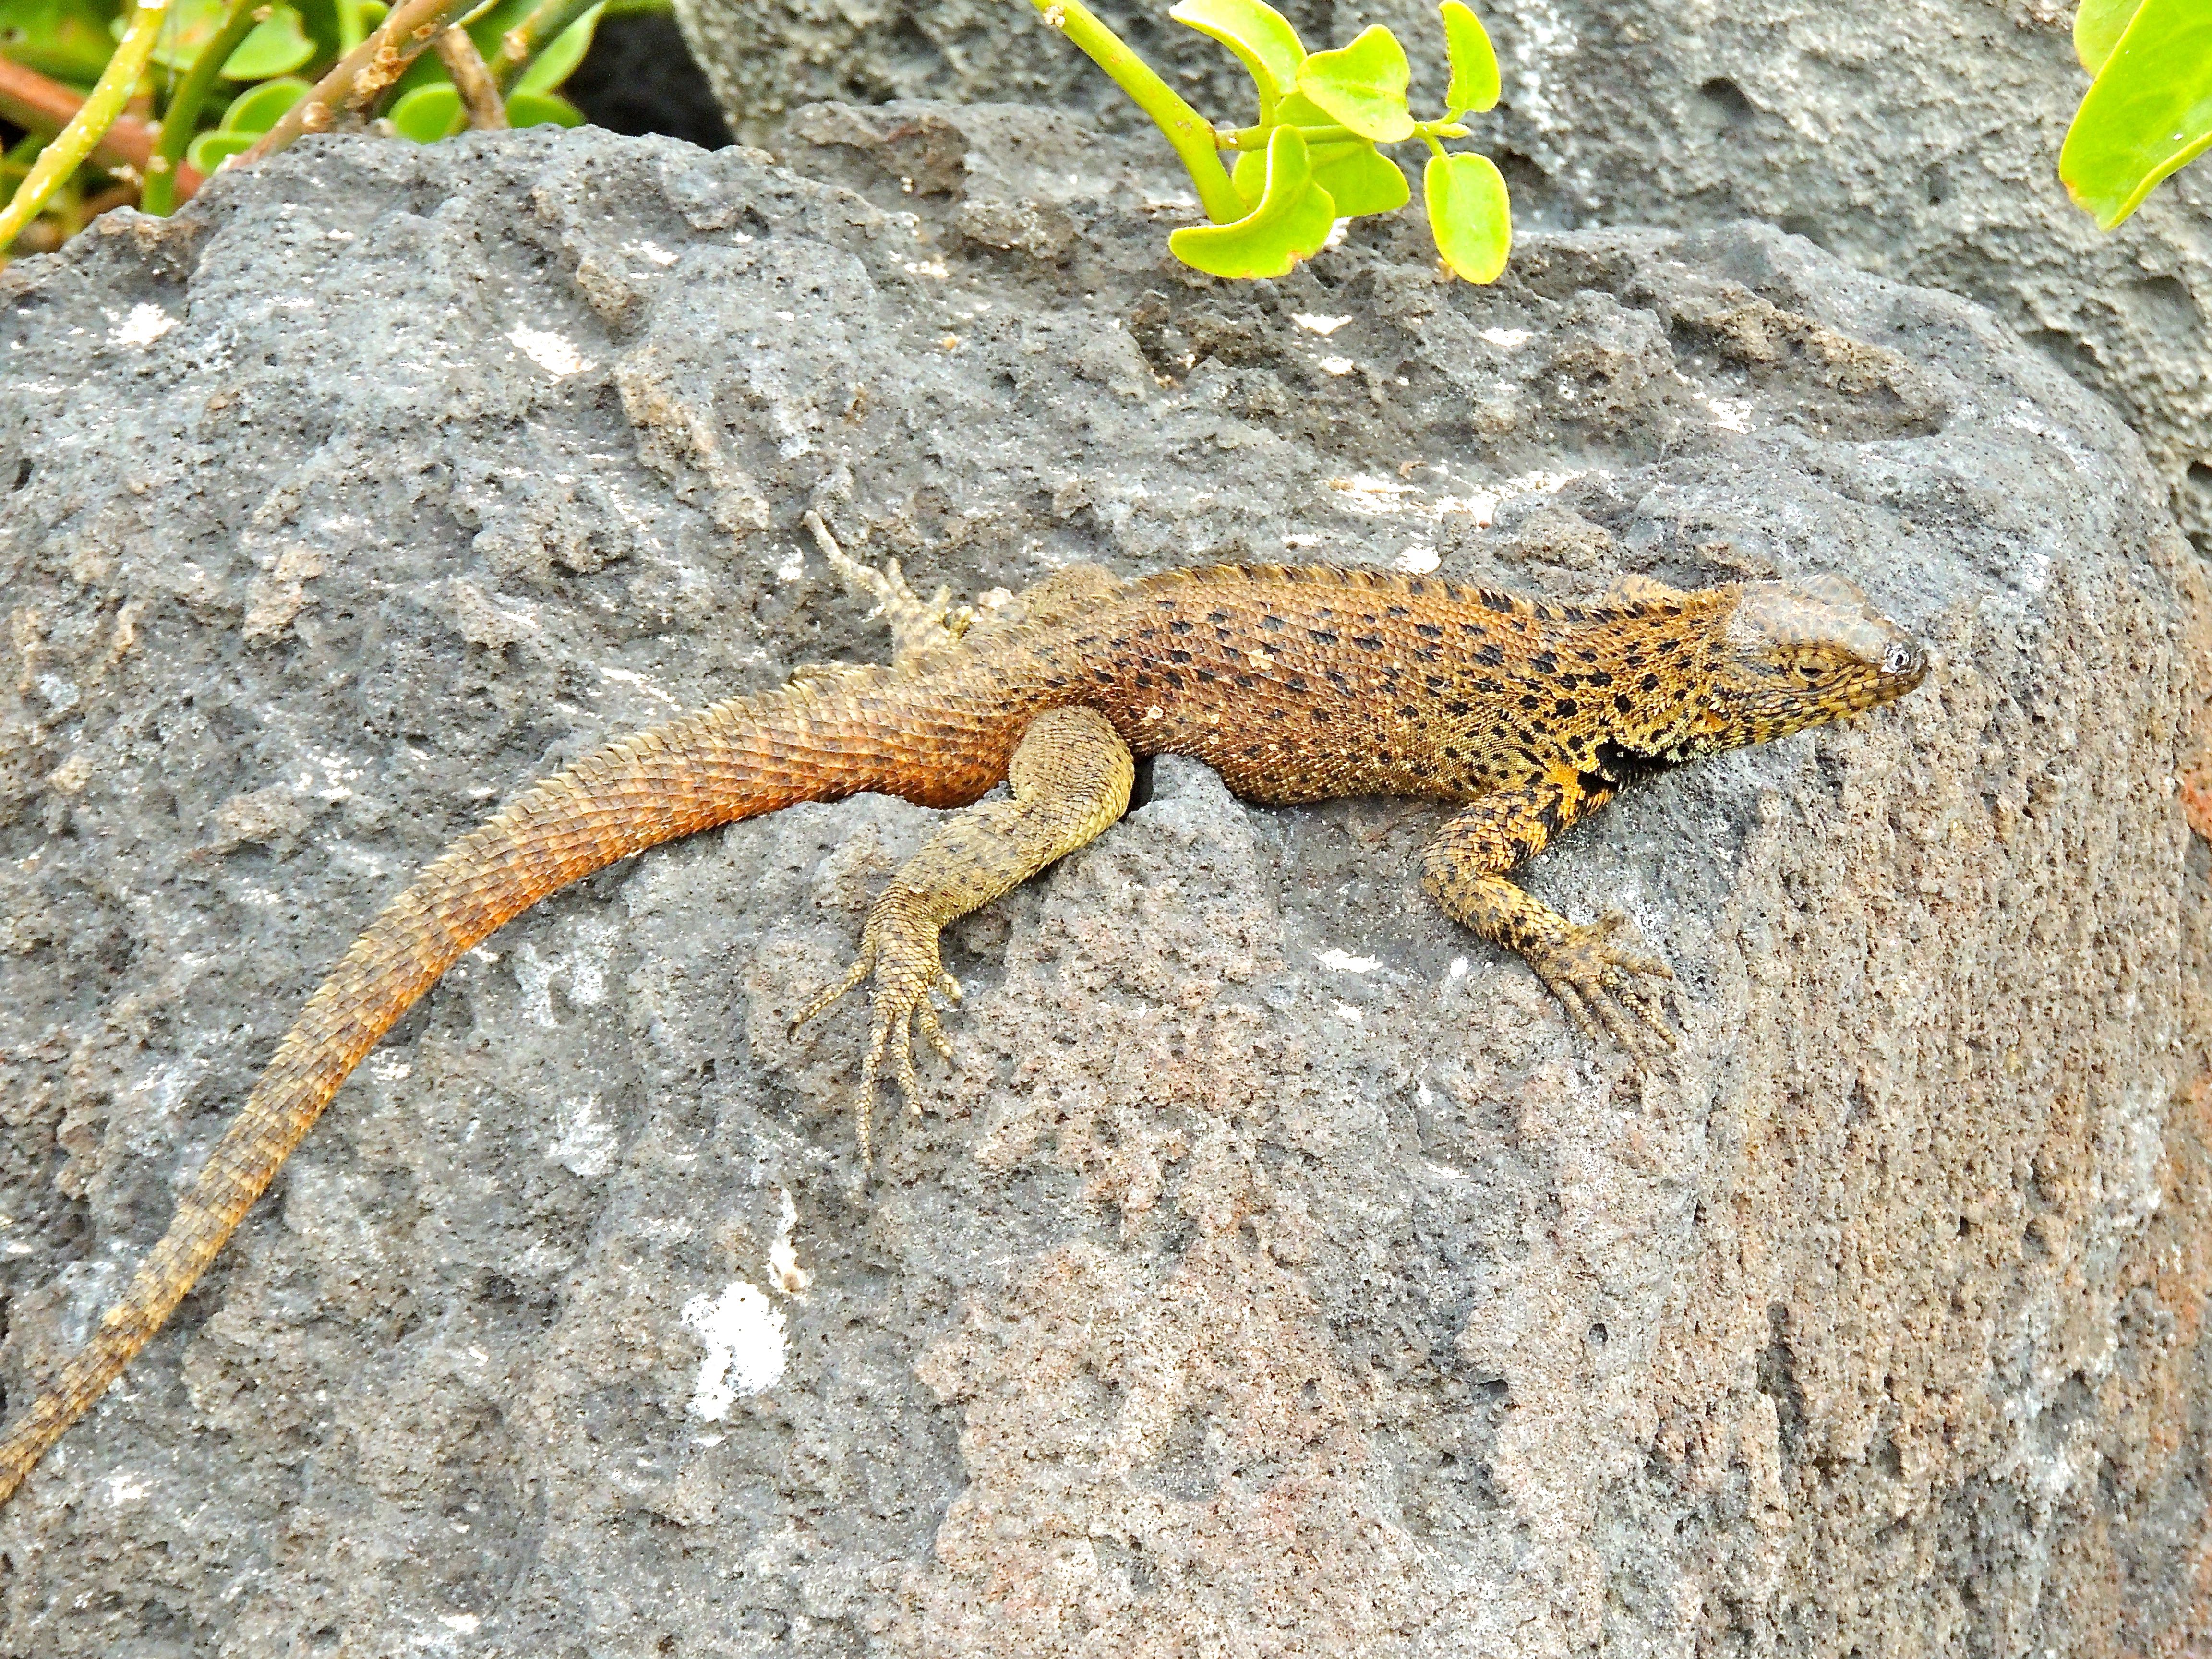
790 890 962 1163
1527 909 1677 1066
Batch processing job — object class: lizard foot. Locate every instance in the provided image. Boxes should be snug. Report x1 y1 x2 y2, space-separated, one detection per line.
1524 909 1676 1064
805 512 975 666
789 889 962 1165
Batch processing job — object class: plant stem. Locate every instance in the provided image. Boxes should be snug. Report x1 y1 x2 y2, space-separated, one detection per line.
142 0 267 214
238 0 481 166
436 0 597 137
484 0 601 90
0 0 170 253
1027 0 1243 224
435 26 508 127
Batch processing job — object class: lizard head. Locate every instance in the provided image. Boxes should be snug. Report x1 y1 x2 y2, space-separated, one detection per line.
1672 574 1927 757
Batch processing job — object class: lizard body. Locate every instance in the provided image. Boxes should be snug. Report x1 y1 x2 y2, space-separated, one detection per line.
0 545 1926 1507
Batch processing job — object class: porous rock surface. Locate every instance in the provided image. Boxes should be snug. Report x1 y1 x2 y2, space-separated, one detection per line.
673 0 2212 546
0 112 2206 1656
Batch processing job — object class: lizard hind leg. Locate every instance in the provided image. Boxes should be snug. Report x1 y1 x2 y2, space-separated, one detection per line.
790 705 1135 1164
1421 779 1677 1065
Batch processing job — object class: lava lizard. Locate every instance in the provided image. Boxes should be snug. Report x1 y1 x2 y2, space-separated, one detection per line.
0 517 1928 1506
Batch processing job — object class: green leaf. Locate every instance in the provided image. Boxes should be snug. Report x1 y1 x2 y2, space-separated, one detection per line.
1425 149 1510 281
2075 0 2145 74
1310 141 1408 217
1170 123 1337 279
1271 89 1335 128
186 129 257 175
1440 1 1499 114
221 3 317 78
516 3 605 94
2061 0 2212 228
507 89 585 127
0 0 120 84
389 83 463 144
1229 93 1333 201
1296 25 1415 143
218 75 312 134
1169 0 1305 109
1231 146 1265 206
1237 130 1406 217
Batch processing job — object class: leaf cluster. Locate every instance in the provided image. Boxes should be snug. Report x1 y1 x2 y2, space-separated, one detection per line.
1162 0 1509 282
0 0 643 252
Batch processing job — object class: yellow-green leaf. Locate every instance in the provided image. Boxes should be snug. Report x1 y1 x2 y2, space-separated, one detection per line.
218 76 313 134
1170 123 1337 279
389 83 463 144
142 0 312 77
1296 25 1415 144
221 3 317 79
516 3 606 94
1425 149 1510 281
2060 0 2212 228
507 89 585 128
2 0 128 83
186 128 256 175
2075 0 2145 74
1231 146 1265 207
1170 0 1305 109
1311 141 1408 217
1440 1 1499 114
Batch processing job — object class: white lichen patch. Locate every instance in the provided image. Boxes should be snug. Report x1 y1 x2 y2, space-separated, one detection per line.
1328 475 1422 515
682 1281 787 1419
103 1471 149 1504
768 1186 810 1296
1430 492 1497 524
597 663 681 710
505 326 589 377
548 1094 617 1179
1314 948 1382 973
111 304 178 348
1293 313 1355 336
1316 356 1357 376
1480 326 1531 349
1397 543 1441 574
1708 396 1754 433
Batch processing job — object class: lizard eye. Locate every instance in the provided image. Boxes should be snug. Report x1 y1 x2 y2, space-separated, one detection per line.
1881 642 1921 676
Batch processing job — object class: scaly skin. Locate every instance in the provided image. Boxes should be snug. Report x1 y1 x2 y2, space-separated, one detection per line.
0 553 1927 1508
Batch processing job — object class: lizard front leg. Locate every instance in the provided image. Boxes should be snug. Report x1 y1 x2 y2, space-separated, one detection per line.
1420 769 1676 1061
805 511 977 670
791 705 1134 1162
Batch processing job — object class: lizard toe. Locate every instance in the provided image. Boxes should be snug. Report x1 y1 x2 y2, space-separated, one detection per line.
793 947 875 1036
890 1009 924 1112
916 1004 957 1064
1530 916 1677 1064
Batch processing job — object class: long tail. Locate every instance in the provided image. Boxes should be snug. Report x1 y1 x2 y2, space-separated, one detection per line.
0 680 993 1506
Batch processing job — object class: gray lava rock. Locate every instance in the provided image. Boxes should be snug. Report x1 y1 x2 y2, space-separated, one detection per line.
673 0 2212 546
0 112 2207 1656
